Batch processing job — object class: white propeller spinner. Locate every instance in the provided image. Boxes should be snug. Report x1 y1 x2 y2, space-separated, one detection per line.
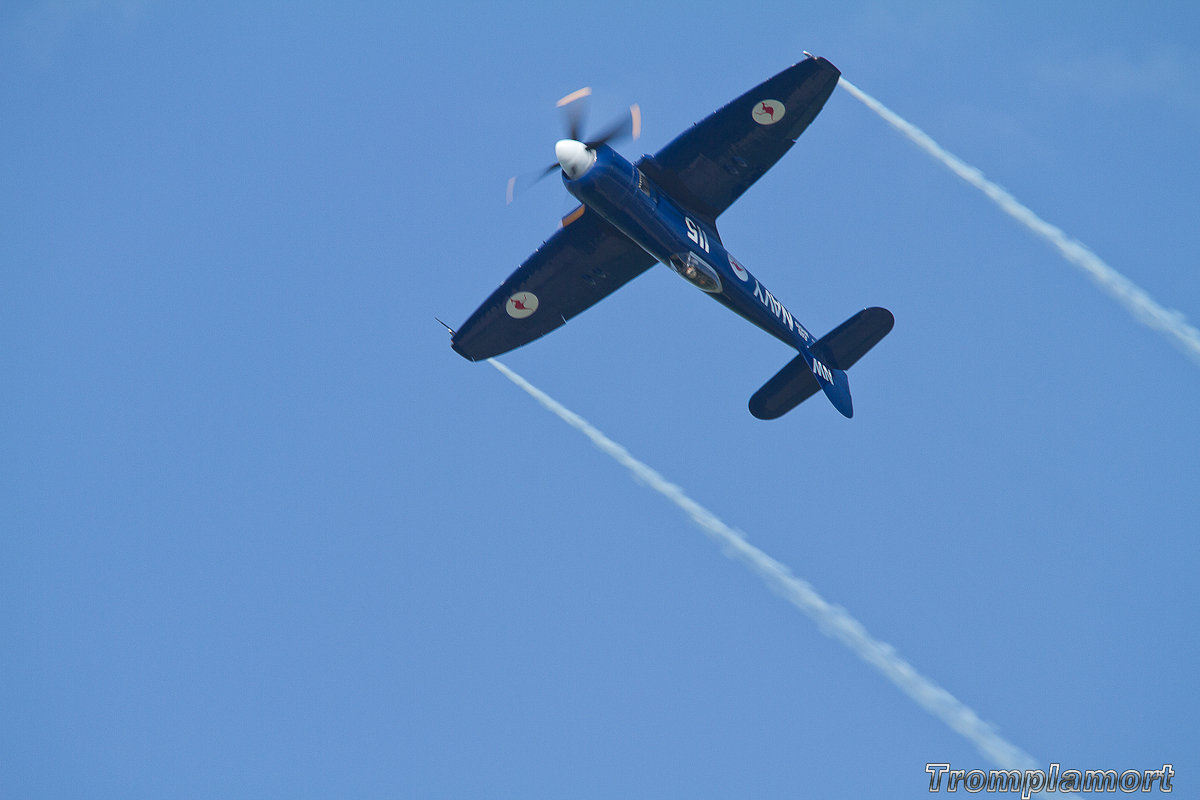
555 139 595 180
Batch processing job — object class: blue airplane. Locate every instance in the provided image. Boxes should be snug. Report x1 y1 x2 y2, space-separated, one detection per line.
450 55 893 419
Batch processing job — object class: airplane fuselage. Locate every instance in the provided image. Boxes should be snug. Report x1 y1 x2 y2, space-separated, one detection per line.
563 143 851 410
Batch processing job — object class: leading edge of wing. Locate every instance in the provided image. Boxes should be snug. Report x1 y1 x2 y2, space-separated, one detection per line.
644 56 841 220
451 206 657 361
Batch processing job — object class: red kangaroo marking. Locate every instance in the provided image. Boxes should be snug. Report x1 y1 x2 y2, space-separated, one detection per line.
759 102 775 119
511 297 530 311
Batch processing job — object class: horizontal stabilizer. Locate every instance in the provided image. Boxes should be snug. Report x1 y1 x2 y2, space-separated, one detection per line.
809 307 894 371
749 354 821 420
749 307 894 420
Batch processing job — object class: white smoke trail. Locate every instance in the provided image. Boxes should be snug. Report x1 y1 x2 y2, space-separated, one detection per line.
488 357 1038 771
838 77 1200 368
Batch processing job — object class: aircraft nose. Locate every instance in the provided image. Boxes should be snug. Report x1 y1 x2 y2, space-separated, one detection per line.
555 139 595 180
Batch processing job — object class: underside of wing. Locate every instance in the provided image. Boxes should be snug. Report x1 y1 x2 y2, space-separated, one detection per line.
639 56 841 223
451 205 657 361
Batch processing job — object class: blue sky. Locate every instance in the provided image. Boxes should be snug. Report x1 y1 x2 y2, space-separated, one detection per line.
3 2 1197 797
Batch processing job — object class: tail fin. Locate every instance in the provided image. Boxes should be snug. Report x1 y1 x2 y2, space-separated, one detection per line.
749 307 894 420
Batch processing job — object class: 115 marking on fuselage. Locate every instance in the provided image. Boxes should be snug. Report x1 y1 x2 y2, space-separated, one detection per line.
685 216 710 253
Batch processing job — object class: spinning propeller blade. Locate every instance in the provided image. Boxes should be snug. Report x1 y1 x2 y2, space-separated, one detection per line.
585 104 640 149
506 162 561 204
556 86 592 142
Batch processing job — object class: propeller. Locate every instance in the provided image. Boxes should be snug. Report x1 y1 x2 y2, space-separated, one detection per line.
505 87 641 204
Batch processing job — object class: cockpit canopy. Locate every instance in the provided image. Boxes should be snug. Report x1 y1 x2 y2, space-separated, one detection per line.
667 252 722 293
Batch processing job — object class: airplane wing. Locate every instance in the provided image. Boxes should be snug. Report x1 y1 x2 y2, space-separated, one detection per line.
637 56 841 225
451 205 657 360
